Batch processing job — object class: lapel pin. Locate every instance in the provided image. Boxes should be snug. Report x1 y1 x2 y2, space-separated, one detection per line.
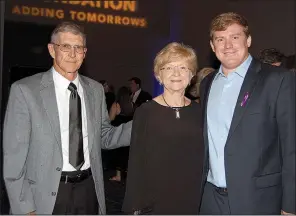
240 92 249 107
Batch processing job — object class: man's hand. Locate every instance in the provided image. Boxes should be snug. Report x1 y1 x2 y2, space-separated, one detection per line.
281 210 295 215
27 211 36 215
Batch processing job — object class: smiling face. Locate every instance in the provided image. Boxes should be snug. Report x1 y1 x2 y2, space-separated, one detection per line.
157 60 193 93
48 32 87 81
210 23 251 75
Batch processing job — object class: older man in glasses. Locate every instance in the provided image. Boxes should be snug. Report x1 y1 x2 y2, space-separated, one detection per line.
3 21 132 215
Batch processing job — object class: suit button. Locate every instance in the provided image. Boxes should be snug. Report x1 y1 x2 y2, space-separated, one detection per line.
56 167 61 171
52 192 56 196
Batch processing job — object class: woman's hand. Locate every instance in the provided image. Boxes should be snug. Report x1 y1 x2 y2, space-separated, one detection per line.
109 102 121 121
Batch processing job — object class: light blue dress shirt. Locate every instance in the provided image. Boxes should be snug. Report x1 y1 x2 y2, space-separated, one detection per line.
206 55 252 188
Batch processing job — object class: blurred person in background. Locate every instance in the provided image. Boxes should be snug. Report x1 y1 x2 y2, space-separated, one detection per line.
109 86 134 183
258 48 284 66
186 67 215 102
128 77 152 109
99 80 115 112
99 79 116 171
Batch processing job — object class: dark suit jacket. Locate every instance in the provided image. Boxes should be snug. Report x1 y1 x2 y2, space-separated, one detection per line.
200 59 295 214
134 90 152 108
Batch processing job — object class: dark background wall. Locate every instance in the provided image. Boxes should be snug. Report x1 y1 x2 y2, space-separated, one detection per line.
3 0 295 96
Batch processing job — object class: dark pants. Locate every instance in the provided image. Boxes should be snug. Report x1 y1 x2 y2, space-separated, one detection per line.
200 182 231 215
113 146 130 171
53 172 98 215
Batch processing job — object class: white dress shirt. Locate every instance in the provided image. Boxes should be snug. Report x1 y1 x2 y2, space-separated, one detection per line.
52 68 90 171
132 88 141 103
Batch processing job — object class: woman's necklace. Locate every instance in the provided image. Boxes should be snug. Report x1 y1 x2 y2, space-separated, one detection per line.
162 94 186 119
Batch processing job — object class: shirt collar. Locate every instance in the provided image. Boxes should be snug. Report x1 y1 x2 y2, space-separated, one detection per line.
52 67 80 91
135 88 141 95
217 54 253 79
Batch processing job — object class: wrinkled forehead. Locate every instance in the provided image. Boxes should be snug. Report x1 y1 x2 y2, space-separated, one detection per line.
56 31 85 45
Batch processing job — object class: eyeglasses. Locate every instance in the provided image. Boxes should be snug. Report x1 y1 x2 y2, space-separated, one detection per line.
51 43 86 54
160 65 191 74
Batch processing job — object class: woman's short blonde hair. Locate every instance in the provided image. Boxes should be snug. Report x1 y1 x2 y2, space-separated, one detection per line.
189 67 215 98
154 42 198 78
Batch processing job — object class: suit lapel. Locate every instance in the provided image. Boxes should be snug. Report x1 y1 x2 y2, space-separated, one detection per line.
226 59 262 143
201 71 218 181
40 71 62 156
40 72 96 156
202 71 218 148
79 76 95 153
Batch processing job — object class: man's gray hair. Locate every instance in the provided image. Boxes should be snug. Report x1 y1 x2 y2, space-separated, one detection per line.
50 21 86 46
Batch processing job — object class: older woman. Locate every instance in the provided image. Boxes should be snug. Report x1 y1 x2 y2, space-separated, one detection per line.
122 42 204 215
